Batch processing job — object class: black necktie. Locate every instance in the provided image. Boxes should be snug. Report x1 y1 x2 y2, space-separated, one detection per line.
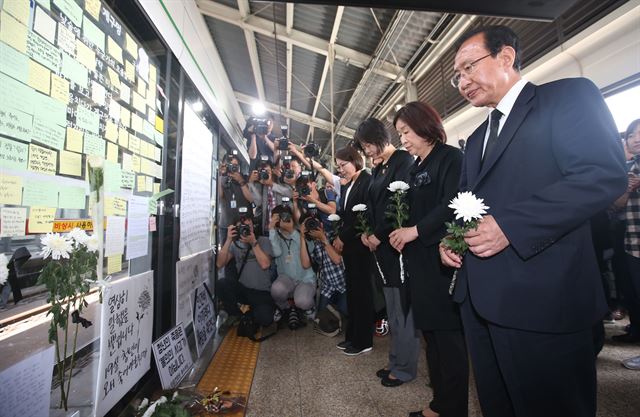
482 109 503 164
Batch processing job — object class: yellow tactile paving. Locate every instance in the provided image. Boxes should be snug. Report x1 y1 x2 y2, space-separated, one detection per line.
196 330 261 417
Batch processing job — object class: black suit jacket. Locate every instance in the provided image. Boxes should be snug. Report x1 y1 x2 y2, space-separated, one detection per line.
453 78 628 333
338 170 372 249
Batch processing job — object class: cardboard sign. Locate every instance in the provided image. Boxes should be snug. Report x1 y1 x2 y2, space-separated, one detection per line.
151 323 193 390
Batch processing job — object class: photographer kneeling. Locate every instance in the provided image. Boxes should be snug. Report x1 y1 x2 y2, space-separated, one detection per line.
216 208 275 328
268 205 316 330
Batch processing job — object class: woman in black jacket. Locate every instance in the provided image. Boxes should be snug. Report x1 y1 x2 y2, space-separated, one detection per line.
355 118 419 387
389 102 468 417
332 146 375 355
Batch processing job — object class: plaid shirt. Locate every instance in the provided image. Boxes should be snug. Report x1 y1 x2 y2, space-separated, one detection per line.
625 156 640 258
310 241 346 299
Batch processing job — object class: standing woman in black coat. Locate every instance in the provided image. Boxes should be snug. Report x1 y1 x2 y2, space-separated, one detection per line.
355 118 419 387
389 102 468 417
332 146 375 355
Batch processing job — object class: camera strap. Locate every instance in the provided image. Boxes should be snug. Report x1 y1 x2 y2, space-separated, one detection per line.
236 243 253 278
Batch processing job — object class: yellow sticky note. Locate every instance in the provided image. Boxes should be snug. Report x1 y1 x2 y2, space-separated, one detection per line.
105 121 118 142
3 0 31 24
155 116 164 133
28 59 50 94
28 144 57 175
29 206 56 233
107 255 122 274
131 113 142 132
125 33 138 59
136 175 146 192
66 127 83 152
84 0 101 20
132 92 146 114
128 135 140 154
105 196 127 216
149 65 157 83
118 128 129 148
0 12 28 53
131 154 141 172
107 66 120 89
59 150 82 176
76 39 96 71
107 36 123 64
50 74 70 104
0 175 23 205
124 59 135 81
136 77 146 98
120 107 131 128
106 142 118 163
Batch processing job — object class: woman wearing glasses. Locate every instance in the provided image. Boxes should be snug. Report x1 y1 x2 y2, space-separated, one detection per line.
389 102 468 417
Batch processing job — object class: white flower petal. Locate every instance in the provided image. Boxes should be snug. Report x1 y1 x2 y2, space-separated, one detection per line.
40 233 73 261
388 181 410 192
449 192 489 223
328 214 341 221
352 204 367 212
87 155 104 169
0 253 9 286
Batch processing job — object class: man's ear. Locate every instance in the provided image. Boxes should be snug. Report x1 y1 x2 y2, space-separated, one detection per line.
500 46 516 70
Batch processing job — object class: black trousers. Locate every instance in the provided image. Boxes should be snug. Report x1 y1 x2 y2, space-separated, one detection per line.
343 243 374 349
461 298 597 417
217 277 275 327
423 329 469 417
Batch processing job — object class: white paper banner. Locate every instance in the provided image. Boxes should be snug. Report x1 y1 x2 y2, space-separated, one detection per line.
175 250 212 327
152 323 193 390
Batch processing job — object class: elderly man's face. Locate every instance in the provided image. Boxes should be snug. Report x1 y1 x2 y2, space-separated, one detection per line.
454 33 512 108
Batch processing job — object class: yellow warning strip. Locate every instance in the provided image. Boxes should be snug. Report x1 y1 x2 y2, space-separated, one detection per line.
196 331 261 417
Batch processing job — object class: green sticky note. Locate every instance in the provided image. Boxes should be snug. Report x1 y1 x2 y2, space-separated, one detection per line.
82 15 105 51
33 92 67 126
58 185 86 209
0 137 29 170
76 105 99 134
151 188 174 201
0 41 29 84
121 169 134 189
83 132 105 156
0 72 35 115
53 0 82 28
32 117 66 150
104 160 122 193
27 31 61 72
154 130 163 147
22 178 58 207
148 198 157 215
36 0 51 11
142 121 154 140
0 105 32 142
61 53 88 88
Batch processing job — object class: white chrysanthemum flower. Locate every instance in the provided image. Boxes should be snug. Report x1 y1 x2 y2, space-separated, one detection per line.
141 396 168 417
172 391 179 400
68 228 89 246
328 214 341 222
352 204 367 212
138 398 149 410
0 253 9 286
84 234 100 252
86 155 104 169
448 191 489 223
387 181 410 193
41 233 73 260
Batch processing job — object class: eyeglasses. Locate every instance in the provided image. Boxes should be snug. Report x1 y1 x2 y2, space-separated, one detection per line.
451 53 493 88
337 162 350 170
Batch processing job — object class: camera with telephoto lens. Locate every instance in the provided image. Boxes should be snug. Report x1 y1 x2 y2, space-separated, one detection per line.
258 168 270 181
303 141 320 158
296 171 311 196
252 117 269 135
304 204 320 238
276 137 289 150
281 197 292 209
234 207 252 240
228 163 240 173
282 155 294 179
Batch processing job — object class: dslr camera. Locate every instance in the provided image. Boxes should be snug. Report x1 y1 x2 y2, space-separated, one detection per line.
282 155 294 179
228 163 240 173
296 171 311 196
258 168 270 181
276 125 289 150
303 141 320 158
234 207 252 240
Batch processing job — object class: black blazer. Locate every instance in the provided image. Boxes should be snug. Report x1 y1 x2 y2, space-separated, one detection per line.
453 78 628 333
338 170 372 249
404 143 463 330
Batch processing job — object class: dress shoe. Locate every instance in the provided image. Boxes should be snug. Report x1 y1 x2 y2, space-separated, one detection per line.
336 340 351 350
376 368 391 378
612 332 640 343
381 375 404 387
343 345 372 356
408 412 425 417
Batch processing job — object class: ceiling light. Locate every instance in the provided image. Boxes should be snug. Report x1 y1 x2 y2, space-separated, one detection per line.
252 101 266 116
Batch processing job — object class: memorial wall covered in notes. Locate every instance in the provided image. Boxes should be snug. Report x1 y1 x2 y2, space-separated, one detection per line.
0 0 165 274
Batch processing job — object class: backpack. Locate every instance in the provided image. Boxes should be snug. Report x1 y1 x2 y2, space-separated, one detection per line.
313 304 342 337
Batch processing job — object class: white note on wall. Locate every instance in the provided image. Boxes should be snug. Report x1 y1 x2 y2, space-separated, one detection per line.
126 195 149 260
0 207 27 237
94 272 153 417
0 346 54 417
179 106 213 258
105 215 125 257
175 250 211 327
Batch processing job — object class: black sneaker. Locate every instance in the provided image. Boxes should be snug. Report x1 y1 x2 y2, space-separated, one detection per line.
343 345 372 356
336 340 351 350
288 307 300 330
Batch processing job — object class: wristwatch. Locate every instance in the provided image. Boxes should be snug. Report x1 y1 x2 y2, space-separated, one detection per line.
251 240 259 247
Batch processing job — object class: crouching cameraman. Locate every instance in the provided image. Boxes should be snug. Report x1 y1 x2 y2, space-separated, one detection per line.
216 208 275 328
268 205 316 329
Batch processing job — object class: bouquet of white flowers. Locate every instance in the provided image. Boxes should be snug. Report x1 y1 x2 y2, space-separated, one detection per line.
352 204 371 235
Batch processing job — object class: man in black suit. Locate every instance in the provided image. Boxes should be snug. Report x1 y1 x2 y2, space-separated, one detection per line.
439 26 627 417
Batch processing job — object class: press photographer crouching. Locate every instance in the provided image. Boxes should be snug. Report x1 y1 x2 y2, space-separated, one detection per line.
216 207 275 329
268 204 316 330
249 156 293 235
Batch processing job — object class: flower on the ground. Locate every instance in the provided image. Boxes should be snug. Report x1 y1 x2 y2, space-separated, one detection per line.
387 180 410 193
328 214 341 222
68 228 89 247
0 253 9 286
141 396 167 417
138 398 149 410
352 204 367 212
448 191 489 223
41 233 73 260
